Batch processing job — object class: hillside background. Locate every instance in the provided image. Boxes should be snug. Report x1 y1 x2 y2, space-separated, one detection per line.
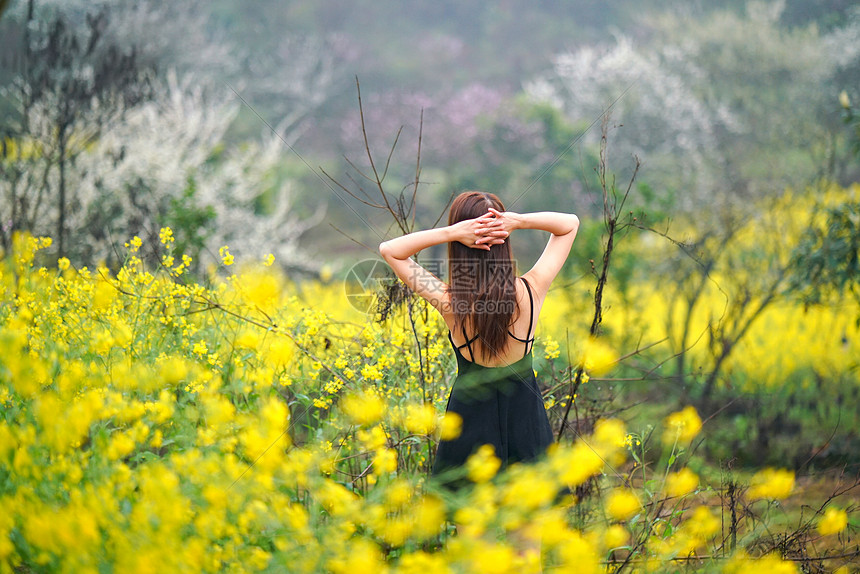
2 0 857 269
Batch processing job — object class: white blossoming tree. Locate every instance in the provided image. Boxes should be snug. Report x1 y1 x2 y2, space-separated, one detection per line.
75 71 325 270
525 1 859 213
1 0 335 272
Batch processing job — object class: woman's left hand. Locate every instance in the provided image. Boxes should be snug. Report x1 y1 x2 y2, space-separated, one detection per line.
456 217 509 250
472 208 517 248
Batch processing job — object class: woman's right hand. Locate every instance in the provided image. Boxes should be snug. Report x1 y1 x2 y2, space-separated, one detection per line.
475 208 520 237
454 217 509 250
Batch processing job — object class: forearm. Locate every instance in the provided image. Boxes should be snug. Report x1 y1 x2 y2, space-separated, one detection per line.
513 212 579 236
379 225 458 260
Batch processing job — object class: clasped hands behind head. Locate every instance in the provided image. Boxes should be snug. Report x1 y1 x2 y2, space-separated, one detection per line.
466 208 515 251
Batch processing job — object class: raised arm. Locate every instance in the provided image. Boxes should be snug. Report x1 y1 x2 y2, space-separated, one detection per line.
476 208 579 297
378 219 508 312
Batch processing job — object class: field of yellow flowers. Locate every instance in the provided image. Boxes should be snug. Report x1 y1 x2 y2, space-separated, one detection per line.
1 193 858 572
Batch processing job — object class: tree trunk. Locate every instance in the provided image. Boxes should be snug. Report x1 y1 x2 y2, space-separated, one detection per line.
58 135 66 258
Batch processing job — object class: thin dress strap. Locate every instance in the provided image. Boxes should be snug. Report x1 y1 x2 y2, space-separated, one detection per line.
461 325 477 362
451 277 534 362
446 328 479 362
507 277 535 358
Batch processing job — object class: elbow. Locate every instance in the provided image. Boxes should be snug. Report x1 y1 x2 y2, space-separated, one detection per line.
378 241 392 261
555 214 579 237
379 240 410 262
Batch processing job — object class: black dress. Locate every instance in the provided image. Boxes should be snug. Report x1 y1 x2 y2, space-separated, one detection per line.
433 277 554 487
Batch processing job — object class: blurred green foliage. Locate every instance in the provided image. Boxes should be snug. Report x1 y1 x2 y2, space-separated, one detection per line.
789 199 860 311
162 177 217 268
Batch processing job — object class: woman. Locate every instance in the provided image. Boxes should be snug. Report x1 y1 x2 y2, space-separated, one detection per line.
378 191 579 485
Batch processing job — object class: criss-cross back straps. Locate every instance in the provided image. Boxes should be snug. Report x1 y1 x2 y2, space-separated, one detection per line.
455 325 475 362
452 277 536 362
507 277 535 358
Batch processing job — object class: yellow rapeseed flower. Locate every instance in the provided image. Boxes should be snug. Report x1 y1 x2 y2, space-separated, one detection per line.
557 530 600 574
683 506 720 539
402 402 436 435
592 418 628 466
466 444 501 483
502 467 555 511
580 336 618 376
158 355 189 387
380 514 413 547
315 478 359 517
592 418 627 450
661 406 702 445
373 448 397 476
604 524 629 549
360 363 384 381
384 479 412 509
440 412 462 440
453 505 489 539
106 431 136 460
469 541 517 574
543 336 560 360
92 278 117 310
413 495 445 539
327 537 386 574
235 329 262 350
723 551 799 574
261 396 290 435
606 488 640 521
357 426 387 450
396 550 452 574
202 392 236 430
665 468 699 497
192 340 208 356
219 245 234 266
550 441 604 487
150 429 163 448
267 336 294 368
126 235 143 252
159 226 174 246
747 468 795 500
239 268 283 311
817 507 848 536
342 391 385 426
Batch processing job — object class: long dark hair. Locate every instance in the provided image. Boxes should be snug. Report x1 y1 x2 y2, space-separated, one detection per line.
447 191 517 361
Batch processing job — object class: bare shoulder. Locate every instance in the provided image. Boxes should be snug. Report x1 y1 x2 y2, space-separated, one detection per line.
521 229 577 296
431 289 459 332
520 270 549 302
